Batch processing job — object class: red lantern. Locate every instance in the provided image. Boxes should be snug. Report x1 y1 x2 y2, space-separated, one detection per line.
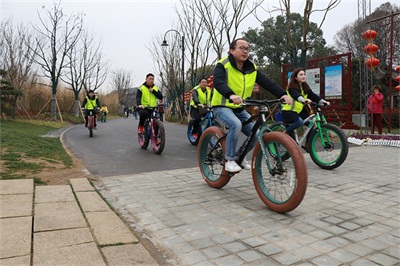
364 44 379 54
396 85 400 91
365 58 380 68
362 29 377 40
396 66 400 72
396 76 400 83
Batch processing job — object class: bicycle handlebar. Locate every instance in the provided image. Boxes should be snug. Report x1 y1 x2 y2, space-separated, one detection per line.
242 98 284 107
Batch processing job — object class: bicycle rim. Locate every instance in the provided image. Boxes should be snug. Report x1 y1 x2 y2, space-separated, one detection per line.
252 132 307 213
197 126 231 188
309 124 349 170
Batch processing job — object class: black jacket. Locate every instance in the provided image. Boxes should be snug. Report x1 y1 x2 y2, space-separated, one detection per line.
213 54 286 100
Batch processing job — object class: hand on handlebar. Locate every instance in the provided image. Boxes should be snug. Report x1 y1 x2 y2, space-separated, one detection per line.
229 95 243 105
280 95 292 105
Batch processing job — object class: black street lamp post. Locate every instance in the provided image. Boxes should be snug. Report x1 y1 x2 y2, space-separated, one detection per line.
161 29 185 117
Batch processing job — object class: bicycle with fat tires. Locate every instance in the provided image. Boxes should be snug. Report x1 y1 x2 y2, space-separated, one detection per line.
187 107 223 145
270 102 349 170
83 108 99 138
138 109 165 154
197 99 308 213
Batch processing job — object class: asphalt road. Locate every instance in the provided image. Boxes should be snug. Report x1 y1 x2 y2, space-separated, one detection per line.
62 116 199 177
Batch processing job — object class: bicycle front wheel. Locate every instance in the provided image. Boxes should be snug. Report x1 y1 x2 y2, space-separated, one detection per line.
197 126 231 188
252 131 308 213
88 116 94 137
309 123 349 170
187 120 199 145
138 125 150 149
152 120 165 154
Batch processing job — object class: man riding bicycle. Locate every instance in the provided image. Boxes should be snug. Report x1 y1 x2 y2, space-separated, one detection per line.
81 89 100 130
212 38 292 172
190 78 212 139
136 73 163 134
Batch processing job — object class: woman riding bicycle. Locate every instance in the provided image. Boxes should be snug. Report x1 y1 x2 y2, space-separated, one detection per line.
136 73 163 134
212 38 291 173
281 68 329 140
190 78 212 139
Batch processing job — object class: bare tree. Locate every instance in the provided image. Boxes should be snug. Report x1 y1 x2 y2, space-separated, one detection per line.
279 0 340 67
29 1 83 120
62 31 110 116
191 0 264 59
177 0 214 88
111 69 133 109
0 19 38 104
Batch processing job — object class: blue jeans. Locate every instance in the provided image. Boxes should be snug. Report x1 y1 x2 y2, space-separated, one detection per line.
285 117 303 135
214 107 258 161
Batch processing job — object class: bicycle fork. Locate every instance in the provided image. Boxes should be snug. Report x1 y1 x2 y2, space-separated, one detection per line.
258 127 285 176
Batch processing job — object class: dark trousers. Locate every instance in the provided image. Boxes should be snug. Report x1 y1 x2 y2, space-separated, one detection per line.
190 107 202 134
139 108 154 126
370 113 383 134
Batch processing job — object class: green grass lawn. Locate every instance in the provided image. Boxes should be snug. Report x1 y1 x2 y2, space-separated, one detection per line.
0 119 73 183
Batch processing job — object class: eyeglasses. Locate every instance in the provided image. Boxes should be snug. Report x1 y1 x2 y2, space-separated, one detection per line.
237 46 250 52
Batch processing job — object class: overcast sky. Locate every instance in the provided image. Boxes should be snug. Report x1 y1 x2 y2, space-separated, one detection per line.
1 0 384 92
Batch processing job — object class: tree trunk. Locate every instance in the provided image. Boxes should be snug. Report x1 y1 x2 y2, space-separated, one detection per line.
51 80 58 120
73 100 80 117
51 93 57 120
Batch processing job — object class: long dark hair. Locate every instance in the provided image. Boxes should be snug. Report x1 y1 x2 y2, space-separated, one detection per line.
287 68 311 94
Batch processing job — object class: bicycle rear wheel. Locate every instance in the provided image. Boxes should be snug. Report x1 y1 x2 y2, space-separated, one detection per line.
309 123 349 170
152 120 165 154
252 131 307 213
197 126 231 188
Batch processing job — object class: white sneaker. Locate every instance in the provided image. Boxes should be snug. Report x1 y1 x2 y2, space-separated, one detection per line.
225 160 242 172
241 158 251 170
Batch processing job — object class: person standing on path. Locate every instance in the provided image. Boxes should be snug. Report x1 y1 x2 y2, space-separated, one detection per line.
367 85 384 134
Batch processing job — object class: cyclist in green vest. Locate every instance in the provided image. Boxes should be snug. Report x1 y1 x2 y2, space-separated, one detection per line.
189 78 212 138
281 67 329 139
136 73 163 133
81 89 100 129
212 38 292 173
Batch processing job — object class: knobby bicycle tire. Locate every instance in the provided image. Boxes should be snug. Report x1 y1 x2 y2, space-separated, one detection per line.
138 124 150 149
309 123 349 170
88 116 94 137
197 126 231 188
152 119 165 154
252 131 308 213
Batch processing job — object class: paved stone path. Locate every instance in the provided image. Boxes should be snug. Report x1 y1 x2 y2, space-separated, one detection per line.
97 146 400 265
0 178 158 265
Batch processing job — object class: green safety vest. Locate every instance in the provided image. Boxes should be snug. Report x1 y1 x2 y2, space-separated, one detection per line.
281 87 308 114
211 56 257 108
190 86 212 107
139 85 160 108
84 96 98 110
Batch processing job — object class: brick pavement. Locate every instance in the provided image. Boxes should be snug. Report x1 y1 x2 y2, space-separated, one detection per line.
96 146 400 265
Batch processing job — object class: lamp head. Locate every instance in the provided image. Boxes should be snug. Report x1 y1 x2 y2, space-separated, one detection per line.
161 40 169 47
